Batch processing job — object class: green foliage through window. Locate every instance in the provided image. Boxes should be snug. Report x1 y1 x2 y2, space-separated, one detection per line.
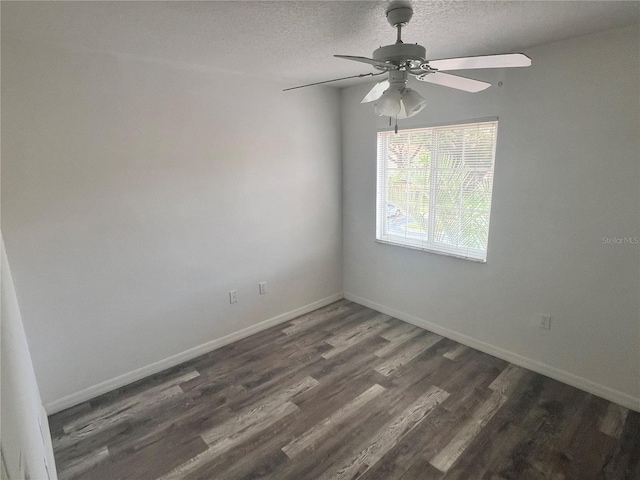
376 120 498 261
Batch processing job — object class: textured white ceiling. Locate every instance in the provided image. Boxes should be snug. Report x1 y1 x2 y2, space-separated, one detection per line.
3 1 639 88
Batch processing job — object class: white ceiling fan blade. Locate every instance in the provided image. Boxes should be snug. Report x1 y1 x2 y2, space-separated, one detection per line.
361 80 390 103
416 72 491 92
335 55 398 71
427 53 531 71
283 72 385 91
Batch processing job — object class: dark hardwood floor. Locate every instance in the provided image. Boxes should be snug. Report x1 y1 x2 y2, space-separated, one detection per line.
49 300 640 480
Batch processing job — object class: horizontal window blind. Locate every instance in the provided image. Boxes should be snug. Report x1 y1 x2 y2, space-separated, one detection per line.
376 120 498 261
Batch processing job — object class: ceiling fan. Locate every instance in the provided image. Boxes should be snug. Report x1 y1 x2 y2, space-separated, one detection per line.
284 2 531 122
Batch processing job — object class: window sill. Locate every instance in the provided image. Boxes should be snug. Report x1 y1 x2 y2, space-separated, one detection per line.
375 238 487 263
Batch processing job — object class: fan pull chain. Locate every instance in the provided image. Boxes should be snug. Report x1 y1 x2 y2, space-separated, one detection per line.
395 117 398 134
389 116 392 127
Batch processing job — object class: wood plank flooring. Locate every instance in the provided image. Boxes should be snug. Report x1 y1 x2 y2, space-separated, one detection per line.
49 300 640 480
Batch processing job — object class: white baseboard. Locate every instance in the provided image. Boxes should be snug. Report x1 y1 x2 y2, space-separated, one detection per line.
344 292 640 412
46 291 639 414
45 293 344 415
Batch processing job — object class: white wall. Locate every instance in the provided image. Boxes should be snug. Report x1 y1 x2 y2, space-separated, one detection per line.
1 39 343 410
1 237 58 479
342 25 640 409
2 19 638 419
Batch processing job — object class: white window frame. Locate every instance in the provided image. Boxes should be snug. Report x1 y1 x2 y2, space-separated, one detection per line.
376 119 498 262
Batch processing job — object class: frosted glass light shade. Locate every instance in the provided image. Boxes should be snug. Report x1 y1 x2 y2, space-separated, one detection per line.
374 87 402 117
397 103 408 120
402 89 427 118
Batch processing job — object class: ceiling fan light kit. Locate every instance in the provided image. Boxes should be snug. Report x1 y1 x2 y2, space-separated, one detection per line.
284 1 531 130
400 89 428 117
373 70 427 120
374 87 402 117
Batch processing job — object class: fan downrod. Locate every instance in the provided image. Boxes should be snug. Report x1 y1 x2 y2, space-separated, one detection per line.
372 4 425 69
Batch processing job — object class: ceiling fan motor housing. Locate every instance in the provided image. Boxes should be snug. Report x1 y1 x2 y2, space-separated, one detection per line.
372 43 426 67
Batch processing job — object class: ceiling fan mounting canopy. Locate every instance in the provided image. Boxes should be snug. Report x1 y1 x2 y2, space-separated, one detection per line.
385 4 414 27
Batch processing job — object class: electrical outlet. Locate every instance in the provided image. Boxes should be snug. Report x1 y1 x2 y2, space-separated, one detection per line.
539 314 552 330
229 290 238 304
259 282 267 295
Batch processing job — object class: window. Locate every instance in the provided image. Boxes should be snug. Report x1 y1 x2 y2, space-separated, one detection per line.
376 120 498 262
